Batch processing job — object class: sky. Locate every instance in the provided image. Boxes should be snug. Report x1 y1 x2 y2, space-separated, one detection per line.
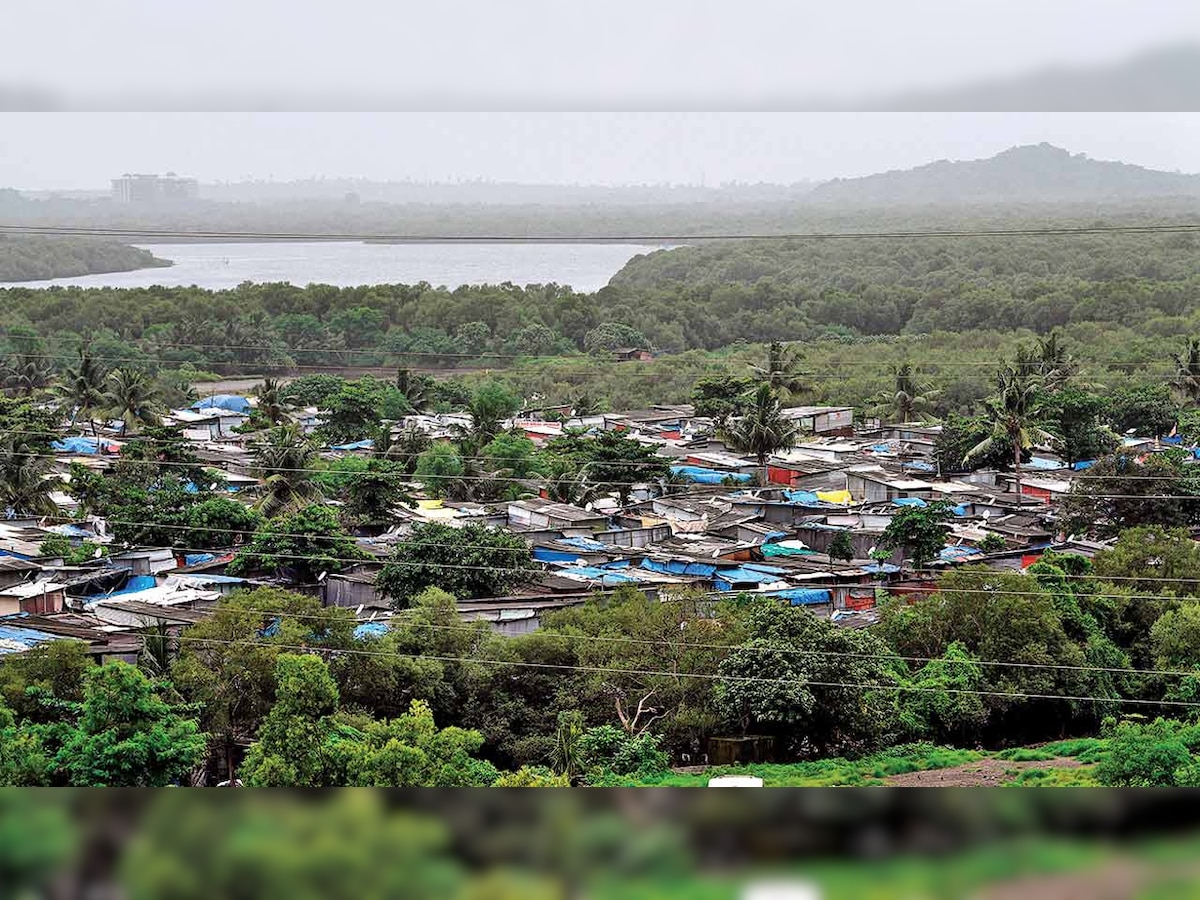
1 1 1196 106
1 113 1199 190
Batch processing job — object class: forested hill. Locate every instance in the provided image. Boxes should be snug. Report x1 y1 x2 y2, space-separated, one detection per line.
809 144 1200 206
0 235 170 283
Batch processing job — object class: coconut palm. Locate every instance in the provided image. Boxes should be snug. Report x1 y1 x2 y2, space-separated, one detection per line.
1 354 55 397
1015 330 1078 392
876 362 940 423
1172 338 1200 406
57 347 108 433
254 424 323 518
254 377 291 425
749 341 808 401
104 368 164 435
965 366 1058 503
395 368 433 413
720 383 798 479
0 436 59 517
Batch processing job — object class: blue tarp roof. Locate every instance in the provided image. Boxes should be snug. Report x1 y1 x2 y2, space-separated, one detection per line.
1073 459 1096 470
939 545 984 562
1164 435 1184 444
714 566 784 588
0 615 64 653
192 394 252 414
354 622 389 640
83 574 157 604
52 436 103 455
557 565 637 585
766 588 833 606
1027 457 1064 470
330 439 375 451
862 562 901 574
173 573 246 585
892 497 927 508
670 465 751 485
784 490 821 505
641 558 719 578
902 461 936 472
183 553 216 567
871 443 893 453
559 536 609 551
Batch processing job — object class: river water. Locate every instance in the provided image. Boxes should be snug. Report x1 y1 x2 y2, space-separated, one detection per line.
4 241 671 292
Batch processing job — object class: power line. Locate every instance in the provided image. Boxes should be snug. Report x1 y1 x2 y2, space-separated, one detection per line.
6 222 1200 243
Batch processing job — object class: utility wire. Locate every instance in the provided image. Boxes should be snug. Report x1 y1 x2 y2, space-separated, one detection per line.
5 222 1200 242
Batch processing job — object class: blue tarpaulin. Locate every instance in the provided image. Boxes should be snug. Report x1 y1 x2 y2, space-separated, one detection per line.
354 622 389 640
1027 457 1064 470
192 395 252 414
82 575 157 604
184 553 216 567
939 545 984 562
52 436 103 455
534 547 585 563
767 588 832 606
558 565 637 585
892 497 927 508
714 566 784 589
670 465 751 485
641 558 719 578
1164 435 1184 444
871 443 893 453
862 562 901 574
331 439 375 451
951 503 970 517
0 614 64 654
1073 460 1096 470
784 490 821 505
559 536 609 551
902 461 936 472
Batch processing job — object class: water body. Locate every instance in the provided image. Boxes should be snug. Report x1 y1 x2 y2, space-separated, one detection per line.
3 241 670 292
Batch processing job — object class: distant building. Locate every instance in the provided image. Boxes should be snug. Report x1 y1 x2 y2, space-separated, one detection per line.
111 172 198 204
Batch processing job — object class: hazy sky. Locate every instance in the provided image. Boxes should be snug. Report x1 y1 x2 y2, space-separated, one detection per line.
2 1 1196 104
2 113 1198 190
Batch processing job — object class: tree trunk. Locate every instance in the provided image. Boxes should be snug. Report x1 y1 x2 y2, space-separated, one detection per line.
1014 442 1023 506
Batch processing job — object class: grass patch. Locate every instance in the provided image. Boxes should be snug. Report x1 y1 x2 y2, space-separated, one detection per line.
997 747 1056 762
1039 737 1107 763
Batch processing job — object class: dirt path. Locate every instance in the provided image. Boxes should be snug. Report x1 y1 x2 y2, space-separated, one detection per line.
885 756 1081 787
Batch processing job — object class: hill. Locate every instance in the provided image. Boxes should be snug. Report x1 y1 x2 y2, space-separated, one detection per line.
0 235 170 283
809 144 1200 206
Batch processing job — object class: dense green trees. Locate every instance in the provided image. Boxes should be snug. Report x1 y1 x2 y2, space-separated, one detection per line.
0 235 167 282
229 504 369 581
376 521 539 606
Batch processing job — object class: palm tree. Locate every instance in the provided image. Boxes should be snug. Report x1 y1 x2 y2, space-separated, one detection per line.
395 368 432 413
749 341 808 401
0 437 59 517
876 362 940 424
1 354 55 397
965 366 1058 503
57 347 108 433
104 369 164 435
376 422 430 473
254 377 291 425
1173 338 1200 406
254 424 323 518
720 383 798 479
1015 331 1077 392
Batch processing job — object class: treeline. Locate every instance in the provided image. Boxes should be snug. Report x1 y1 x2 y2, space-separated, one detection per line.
610 230 1200 341
0 235 169 283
